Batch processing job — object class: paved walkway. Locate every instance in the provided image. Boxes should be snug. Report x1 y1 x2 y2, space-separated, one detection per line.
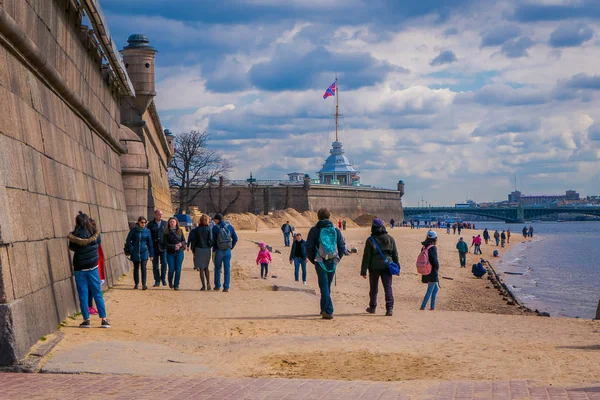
0 373 598 399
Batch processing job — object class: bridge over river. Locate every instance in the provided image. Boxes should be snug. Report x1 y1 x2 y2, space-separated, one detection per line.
403 206 600 223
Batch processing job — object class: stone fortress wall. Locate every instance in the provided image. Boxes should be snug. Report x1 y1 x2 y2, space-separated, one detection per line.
190 178 404 223
0 0 172 365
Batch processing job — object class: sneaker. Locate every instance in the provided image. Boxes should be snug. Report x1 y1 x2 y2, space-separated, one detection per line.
174 287 180 291
200 287 206 291
322 314 333 320
142 285 148 290
429 308 435 311
79 320 91 328
133 284 138 290
385 310 393 317
366 307 376 314
214 287 220 291
153 282 160 287
320 311 325 316
207 285 212 290
162 280 167 286
88 307 98 315
101 319 111 328
303 281 307 285
223 288 229 292
168 283 173 289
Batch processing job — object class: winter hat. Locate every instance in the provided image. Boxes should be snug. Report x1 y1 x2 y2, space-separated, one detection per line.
259 242 266 249
213 213 224 221
427 230 438 239
459 237 464 241
372 218 384 228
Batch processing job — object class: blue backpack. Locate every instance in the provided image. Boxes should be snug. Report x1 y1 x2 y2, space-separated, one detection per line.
316 226 339 273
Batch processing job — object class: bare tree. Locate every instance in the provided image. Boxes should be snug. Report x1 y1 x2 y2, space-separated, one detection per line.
169 131 232 213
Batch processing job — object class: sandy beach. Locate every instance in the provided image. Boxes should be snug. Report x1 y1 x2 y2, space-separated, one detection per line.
42 220 600 391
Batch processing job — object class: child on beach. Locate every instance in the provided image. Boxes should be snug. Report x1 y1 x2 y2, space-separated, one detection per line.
256 242 272 279
420 230 440 311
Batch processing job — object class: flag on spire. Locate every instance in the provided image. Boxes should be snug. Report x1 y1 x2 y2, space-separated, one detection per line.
322 81 336 99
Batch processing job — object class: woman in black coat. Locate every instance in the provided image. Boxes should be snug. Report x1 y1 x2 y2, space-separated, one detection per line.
361 218 399 316
420 230 440 311
190 214 213 291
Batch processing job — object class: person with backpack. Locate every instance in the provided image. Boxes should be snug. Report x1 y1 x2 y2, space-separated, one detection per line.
289 233 308 284
483 228 490 244
418 230 440 311
124 216 154 290
456 237 468 268
190 214 213 291
361 218 399 316
68 212 110 328
212 213 238 292
147 209 167 287
494 230 500 246
281 220 292 247
164 217 186 290
256 242 272 279
306 208 346 320
522 226 528 238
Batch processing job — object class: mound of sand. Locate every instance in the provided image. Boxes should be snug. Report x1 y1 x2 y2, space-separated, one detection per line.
221 209 359 231
353 214 378 227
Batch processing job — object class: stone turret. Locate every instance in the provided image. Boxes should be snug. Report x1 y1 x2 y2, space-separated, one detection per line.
303 174 312 191
397 180 405 198
164 129 175 157
121 34 157 114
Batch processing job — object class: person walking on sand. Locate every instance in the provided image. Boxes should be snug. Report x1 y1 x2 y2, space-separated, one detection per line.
289 233 308 284
420 230 440 311
338 219 343 229
456 237 468 268
68 212 110 328
522 226 528 238
452 223 457 235
281 220 292 247
164 217 186 290
446 223 451 234
457 223 462 235
342 219 347 231
483 228 490 244
390 218 395 229
507 228 511 244
473 234 482 255
212 213 238 292
124 216 154 290
256 242 272 279
147 209 167 287
494 230 500 246
528 226 534 238
307 208 346 320
190 214 213 291
501 230 506 248
361 218 399 316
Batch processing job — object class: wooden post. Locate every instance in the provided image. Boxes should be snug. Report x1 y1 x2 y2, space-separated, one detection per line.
595 299 600 321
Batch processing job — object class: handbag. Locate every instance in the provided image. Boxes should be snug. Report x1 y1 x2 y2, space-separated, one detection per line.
369 236 400 276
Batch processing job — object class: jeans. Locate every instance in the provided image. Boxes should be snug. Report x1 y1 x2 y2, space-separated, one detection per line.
474 245 481 255
74 268 106 320
152 248 167 283
260 262 269 278
293 257 307 282
167 251 184 289
459 252 467 267
369 269 394 311
133 259 148 286
421 282 439 310
214 249 232 289
315 263 335 315
283 233 290 246
495 238 500 246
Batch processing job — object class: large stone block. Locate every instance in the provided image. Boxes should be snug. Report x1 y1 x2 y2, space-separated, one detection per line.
10 242 33 299
0 45 10 89
49 197 71 238
0 245 15 303
0 299 25 366
5 188 28 243
25 241 51 294
7 51 32 105
17 97 44 153
0 135 27 190
35 194 54 240
47 238 70 283
22 147 47 195
52 278 78 323
0 87 23 142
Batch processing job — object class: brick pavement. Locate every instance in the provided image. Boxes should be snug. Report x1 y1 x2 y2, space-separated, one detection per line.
0 373 598 400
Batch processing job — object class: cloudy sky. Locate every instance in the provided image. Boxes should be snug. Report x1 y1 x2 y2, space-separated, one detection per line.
100 0 600 206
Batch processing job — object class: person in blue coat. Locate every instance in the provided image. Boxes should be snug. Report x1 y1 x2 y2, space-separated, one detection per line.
212 214 238 292
125 216 154 290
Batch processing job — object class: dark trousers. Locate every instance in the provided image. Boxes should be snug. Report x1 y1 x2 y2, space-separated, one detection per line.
260 263 269 278
315 264 335 315
152 249 167 283
368 269 394 311
133 259 148 285
459 252 467 267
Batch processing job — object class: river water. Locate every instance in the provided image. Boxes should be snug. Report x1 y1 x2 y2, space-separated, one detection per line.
476 221 600 319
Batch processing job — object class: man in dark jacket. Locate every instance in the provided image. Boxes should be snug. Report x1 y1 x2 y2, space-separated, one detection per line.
281 221 292 247
361 218 399 316
147 209 168 287
289 233 308 284
306 208 345 320
212 213 238 292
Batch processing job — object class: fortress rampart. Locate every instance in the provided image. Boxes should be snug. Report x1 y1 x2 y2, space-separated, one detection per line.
0 1 172 365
